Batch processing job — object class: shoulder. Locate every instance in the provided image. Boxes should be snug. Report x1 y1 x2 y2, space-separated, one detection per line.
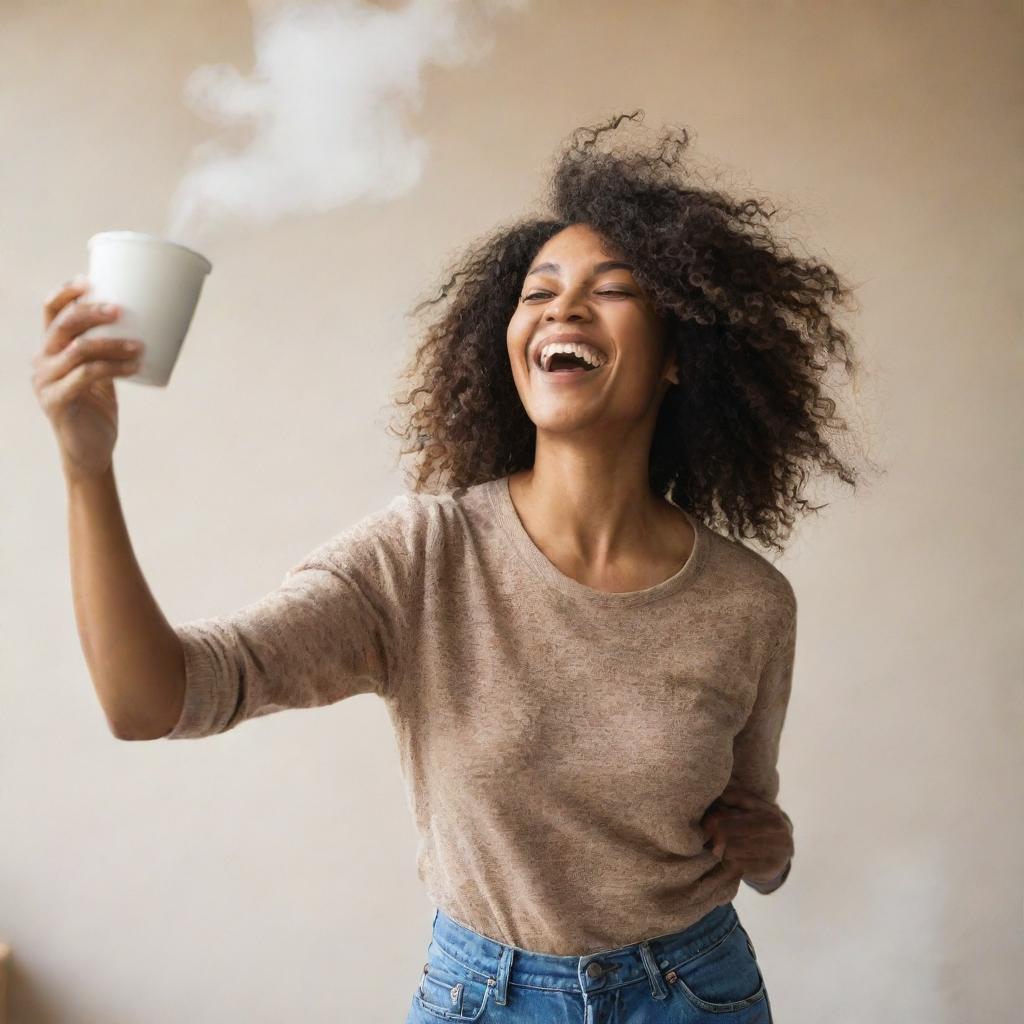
314 483 490 559
396 479 498 536
704 526 795 599
379 483 485 533
283 490 440 578
699 525 797 642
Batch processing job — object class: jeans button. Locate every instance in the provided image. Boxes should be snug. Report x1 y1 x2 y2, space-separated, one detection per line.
586 962 604 979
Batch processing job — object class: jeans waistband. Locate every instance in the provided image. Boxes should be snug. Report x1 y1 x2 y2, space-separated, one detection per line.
429 902 739 1006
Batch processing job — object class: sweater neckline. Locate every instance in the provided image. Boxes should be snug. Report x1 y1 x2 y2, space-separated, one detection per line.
485 475 709 608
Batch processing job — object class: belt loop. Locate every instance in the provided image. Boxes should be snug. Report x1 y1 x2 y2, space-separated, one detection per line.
638 940 668 1000
492 943 513 1005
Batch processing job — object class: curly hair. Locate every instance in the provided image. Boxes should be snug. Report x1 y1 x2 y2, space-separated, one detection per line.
386 110 875 552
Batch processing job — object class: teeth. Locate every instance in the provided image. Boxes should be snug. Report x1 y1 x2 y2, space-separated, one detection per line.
539 341 607 372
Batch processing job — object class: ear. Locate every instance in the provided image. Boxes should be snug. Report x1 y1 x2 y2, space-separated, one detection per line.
663 349 680 386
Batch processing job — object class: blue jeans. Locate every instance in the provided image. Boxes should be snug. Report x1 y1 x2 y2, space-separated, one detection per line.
405 902 773 1023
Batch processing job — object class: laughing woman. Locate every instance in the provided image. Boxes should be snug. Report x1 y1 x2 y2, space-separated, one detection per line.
372 115 867 1023
73 113 866 1022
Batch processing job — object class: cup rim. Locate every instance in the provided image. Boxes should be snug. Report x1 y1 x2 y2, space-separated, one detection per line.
87 231 212 274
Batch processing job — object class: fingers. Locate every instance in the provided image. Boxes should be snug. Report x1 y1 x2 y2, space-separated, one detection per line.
704 835 729 860
42 296 122 359
36 354 141 415
34 278 146 400
701 804 754 857
700 815 725 856
42 275 91 332
33 334 142 392
704 806 763 833
701 828 726 859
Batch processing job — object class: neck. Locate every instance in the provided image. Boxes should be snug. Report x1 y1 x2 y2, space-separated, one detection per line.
506 445 685 579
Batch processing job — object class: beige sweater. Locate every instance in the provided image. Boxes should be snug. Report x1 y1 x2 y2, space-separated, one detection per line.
165 475 797 955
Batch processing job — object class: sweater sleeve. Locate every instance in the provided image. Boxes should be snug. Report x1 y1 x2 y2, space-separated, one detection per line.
730 605 797 806
731 603 797 892
163 493 425 740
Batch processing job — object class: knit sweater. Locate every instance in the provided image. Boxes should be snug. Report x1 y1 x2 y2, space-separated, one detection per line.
165 475 797 956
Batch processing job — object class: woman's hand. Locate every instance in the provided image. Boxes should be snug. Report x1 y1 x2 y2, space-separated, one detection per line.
700 781 793 887
30 276 144 482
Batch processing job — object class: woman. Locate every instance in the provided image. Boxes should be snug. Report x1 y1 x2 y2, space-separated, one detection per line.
376 114 863 1022
35 112 865 1022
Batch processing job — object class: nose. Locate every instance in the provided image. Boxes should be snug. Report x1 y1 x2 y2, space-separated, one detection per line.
543 293 590 324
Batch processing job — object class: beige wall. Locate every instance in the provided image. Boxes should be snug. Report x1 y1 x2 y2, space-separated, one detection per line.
3 1 1020 1021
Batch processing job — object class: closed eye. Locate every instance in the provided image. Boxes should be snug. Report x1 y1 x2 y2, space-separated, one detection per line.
522 290 632 300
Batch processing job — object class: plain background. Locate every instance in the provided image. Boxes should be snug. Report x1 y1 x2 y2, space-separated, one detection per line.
2 1 1021 1022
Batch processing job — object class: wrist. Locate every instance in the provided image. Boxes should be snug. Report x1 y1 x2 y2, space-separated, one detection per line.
744 857 792 893
64 462 115 492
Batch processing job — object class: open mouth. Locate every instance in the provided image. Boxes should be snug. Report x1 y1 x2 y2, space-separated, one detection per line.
535 351 606 375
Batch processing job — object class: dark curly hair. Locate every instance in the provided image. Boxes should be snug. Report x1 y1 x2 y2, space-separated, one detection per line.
386 111 877 552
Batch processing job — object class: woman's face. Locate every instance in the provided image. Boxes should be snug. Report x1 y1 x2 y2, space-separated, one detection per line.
506 223 678 439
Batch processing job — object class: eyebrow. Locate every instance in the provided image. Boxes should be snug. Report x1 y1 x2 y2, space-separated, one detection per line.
525 260 635 278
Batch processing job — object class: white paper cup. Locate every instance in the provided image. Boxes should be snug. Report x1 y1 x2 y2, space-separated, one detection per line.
79 231 213 387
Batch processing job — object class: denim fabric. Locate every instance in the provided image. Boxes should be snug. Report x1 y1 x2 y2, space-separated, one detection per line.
406 902 773 1023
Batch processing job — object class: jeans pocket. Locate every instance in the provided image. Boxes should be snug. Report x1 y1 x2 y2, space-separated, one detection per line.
413 940 494 1022
666 921 767 1014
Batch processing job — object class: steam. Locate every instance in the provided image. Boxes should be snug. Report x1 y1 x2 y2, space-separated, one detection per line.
165 0 527 248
